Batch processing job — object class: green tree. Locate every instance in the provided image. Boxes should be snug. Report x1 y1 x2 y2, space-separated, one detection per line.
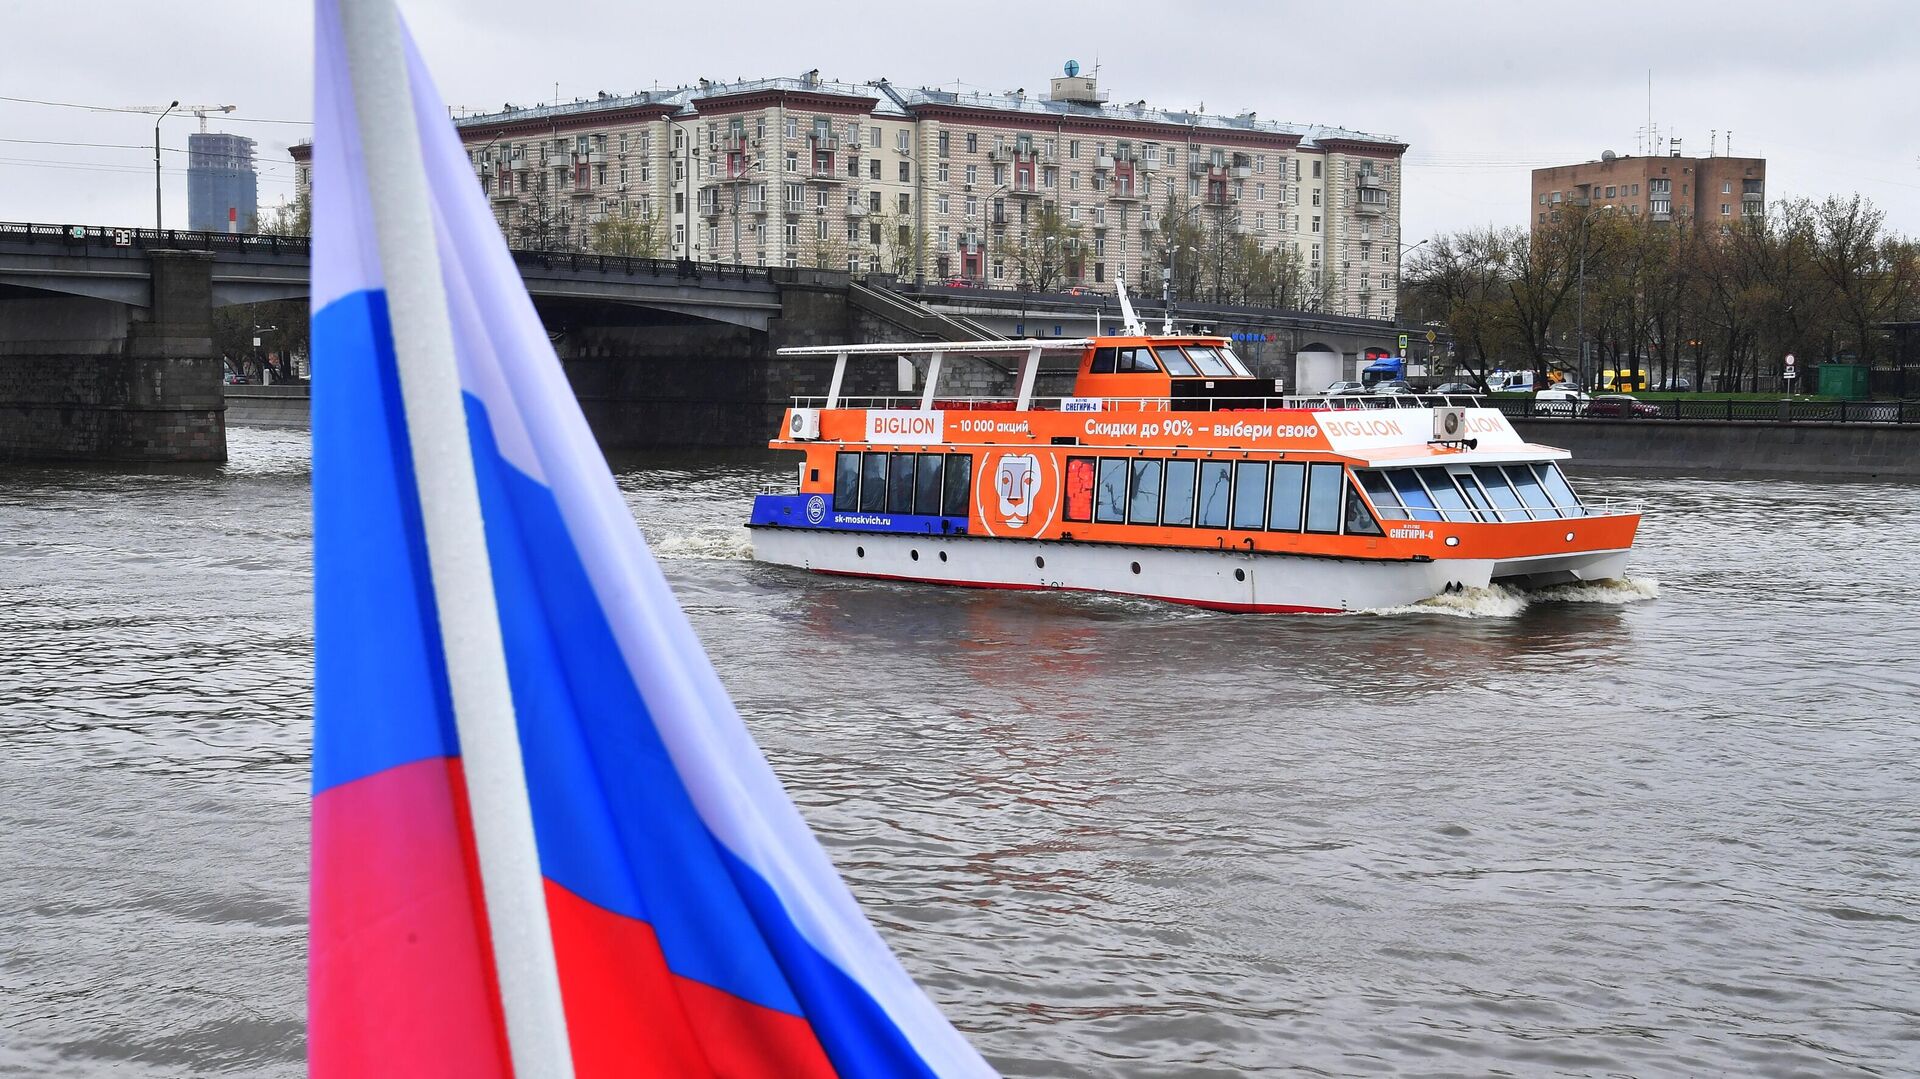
993 200 1081 291
587 208 665 258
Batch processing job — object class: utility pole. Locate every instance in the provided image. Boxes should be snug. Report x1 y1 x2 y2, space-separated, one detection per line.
155 101 179 230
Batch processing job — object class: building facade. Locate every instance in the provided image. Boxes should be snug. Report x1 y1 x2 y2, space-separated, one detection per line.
294 69 1408 319
1530 152 1765 229
188 133 259 233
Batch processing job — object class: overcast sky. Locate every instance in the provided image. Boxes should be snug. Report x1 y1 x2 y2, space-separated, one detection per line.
5 0 1917 240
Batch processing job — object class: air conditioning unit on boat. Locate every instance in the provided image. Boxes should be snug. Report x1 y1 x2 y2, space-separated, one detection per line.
1432 406 1467 442
788 407 822 440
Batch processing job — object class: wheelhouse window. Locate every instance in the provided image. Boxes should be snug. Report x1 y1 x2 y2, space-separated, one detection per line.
1151 345 1202 376
1359 470 1402 520
1472 465 1525 521
1535 463 1585 516
1386 470 1440 522
1112 347 1159 373
1304 462 1344 533
1268 462 1305 531
914 453 944 516
1183 345 1234 377
1095 459 1129 523
1344 479 1382 535
1128 459 1163 525
1505 463 1561 519
1417 467 1475 521
1089 347 1119 374
942 453 972 517
834 452 861 512
1358 463 1582 523
859 453 887 512
1161 459 1197 526
888 455 917 514
1196 462 1232 528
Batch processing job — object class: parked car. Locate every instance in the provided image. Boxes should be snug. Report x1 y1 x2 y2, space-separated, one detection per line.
941 276 977 288
1323 380 1370 396
1372 380 1417 395
1432 382 1481 396
1584 394 1662 419
1534 387 1591 415
1656 377 1693 392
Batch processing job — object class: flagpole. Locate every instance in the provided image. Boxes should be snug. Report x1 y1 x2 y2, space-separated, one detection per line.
333 1 573 1074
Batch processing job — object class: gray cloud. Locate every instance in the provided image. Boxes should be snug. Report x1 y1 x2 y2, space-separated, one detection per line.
4 0 1915 240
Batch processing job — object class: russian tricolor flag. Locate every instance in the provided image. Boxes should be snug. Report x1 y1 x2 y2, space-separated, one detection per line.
306 2 994 1075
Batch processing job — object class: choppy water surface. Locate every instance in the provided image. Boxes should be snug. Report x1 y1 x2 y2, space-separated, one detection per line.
2 426 1916 1077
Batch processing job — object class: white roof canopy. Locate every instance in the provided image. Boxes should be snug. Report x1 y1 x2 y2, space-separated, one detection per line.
775 339 1093 358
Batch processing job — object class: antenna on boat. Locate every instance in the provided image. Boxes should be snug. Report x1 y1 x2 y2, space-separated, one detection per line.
1114 276 1146 336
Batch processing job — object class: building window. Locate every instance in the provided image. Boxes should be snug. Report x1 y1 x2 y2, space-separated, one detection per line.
1721 203 1731 216
965 164 979 186
785 222 798 244
898 193 911 214
938 131 951 157
938 161 950 183
784 117 797 139
1312 216 1321 233
898 160 911 182
937 194 950 214
966 132 978 153
785 151 798 173
1312 160 1322 179
897 129 910 153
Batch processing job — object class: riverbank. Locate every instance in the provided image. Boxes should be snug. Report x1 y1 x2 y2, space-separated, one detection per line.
1513 417 1919 479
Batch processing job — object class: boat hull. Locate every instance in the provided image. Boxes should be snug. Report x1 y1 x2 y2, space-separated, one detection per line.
747 527 1572 613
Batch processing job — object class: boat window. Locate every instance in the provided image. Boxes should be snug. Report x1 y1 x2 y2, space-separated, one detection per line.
915 454 944 516
1387 470 1441 522
1152 345 1201 376
1196 461 1232 528
1182 345 1234 377
1095 459 1129 523
1161 459 1197 526
1473 465 1524 522
1232 462 1269 531
1305 462 1344 532
1504 463 1558 519
859 453 888 512
888 454 917 514
1358 470 1403 520
943 453 972 517
1268 462 1306 531
1114 347 1160 373
1451 467 1495 521
1218 347 1252 377
1089 347 1119 374
1344 479 1383 535
1064 457 1095 522
834 452 861 512
1128 459 1164 525
1417 468 1473 522
1536 463 1585 516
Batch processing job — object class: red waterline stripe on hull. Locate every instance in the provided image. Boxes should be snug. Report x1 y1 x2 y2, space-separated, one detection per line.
310 756 512 1079
544 879 838 1079
812 568 1342 614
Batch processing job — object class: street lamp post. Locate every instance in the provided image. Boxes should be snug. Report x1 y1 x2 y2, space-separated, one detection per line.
154 100 179 231
730 156 762 266
1163 201 1204 333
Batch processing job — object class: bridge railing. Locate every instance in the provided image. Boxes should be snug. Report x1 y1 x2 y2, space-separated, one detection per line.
0 221 774 283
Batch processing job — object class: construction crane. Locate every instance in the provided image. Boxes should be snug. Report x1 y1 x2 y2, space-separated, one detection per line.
119 103 238 229
118 103 238 133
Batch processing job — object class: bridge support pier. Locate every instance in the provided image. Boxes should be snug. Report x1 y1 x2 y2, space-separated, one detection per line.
0 249 225 463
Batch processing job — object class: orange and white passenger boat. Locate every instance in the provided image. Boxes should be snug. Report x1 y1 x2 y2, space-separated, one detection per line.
748 288 1642 613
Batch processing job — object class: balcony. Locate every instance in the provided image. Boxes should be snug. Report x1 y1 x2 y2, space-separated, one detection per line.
1742 191 1764 203
1140 216 1159 232
1094 154 1115 170
808 133 840 151
783 201 806 216
847 202 869 217
1232 165 1252 180
724 133 750 152
1007 182 1042 198
1355 200 1386 217
1356 172 1383 189
806 169 845 184
1107 185 1142 203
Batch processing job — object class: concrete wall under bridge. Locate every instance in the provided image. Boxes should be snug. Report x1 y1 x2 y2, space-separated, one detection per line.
1516 418 1920 480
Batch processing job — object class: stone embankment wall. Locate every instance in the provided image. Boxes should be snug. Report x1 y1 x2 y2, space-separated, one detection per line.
1517 419 1920 480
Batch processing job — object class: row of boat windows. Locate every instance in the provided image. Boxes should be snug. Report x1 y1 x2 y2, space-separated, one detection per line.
834 452 973 517
1357 463 1585 523
1067 457 1382 536
1087 344 1252 379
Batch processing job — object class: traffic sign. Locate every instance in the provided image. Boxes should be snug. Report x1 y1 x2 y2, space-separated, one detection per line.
1397 333 1409 349
1426 329 1438 344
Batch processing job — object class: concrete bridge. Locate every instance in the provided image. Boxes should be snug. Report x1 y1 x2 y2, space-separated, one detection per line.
0 222 798 461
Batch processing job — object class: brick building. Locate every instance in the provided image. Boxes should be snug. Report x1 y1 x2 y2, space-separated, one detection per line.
294 67 1409 319
1530 151 1765 228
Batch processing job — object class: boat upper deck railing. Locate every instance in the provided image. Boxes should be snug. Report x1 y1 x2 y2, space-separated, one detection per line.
792 393 1493 413
1375 497 1645 523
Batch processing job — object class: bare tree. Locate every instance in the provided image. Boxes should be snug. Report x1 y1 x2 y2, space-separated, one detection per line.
993 201 1081 291
587 207 665 258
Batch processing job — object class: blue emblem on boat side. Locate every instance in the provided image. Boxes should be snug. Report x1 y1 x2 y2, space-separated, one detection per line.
749 494 968 535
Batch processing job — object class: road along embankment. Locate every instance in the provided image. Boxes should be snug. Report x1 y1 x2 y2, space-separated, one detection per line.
1516 418 1920 479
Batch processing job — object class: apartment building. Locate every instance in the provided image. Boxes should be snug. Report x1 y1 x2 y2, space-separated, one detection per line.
1531 151 1765 228
293 68 1409 319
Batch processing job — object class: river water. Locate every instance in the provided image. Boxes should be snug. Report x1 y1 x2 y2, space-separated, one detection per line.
1 425 1915 1077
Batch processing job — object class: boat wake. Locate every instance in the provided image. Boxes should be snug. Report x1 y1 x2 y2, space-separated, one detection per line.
648 527 753 561
1368 576 1661 619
